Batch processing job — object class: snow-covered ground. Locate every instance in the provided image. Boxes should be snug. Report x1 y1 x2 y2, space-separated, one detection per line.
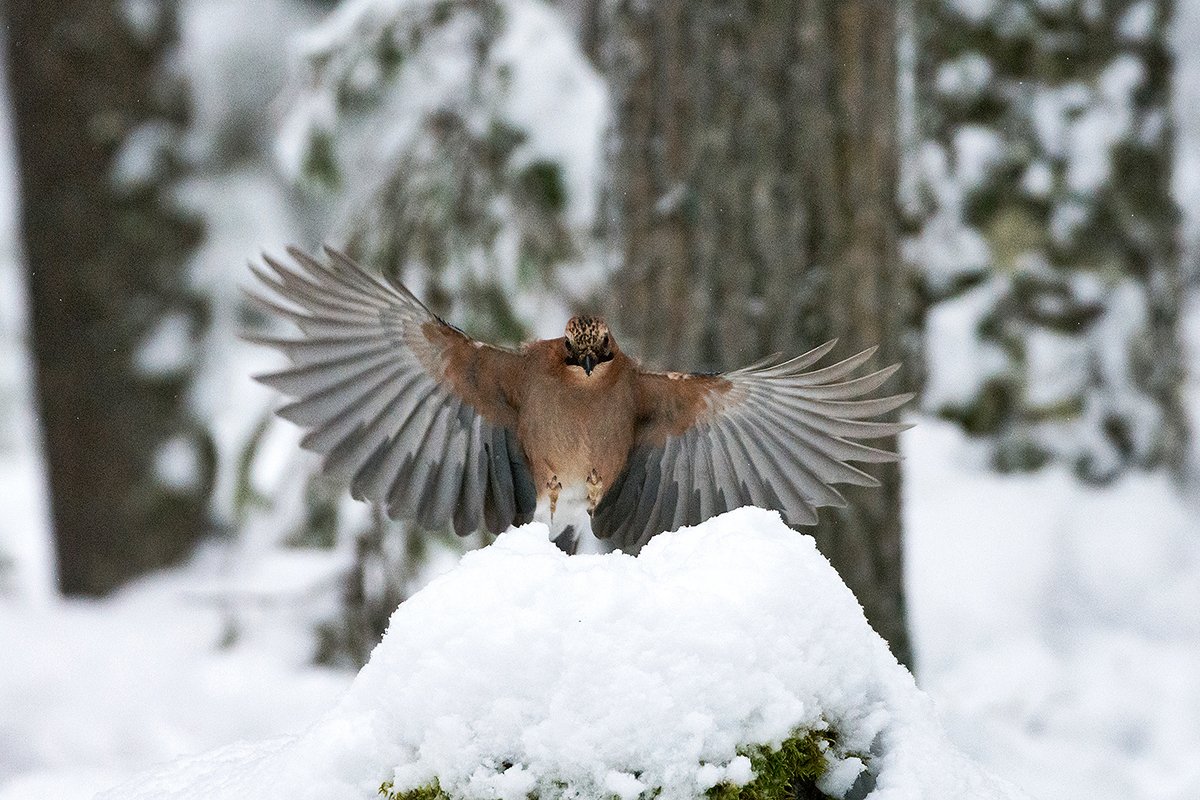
0 555 351 800
91 509 1027 800
905 420 1200 800
1 419 1198 800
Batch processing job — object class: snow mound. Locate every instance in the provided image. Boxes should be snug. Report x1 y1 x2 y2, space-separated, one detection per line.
97 508 1026 800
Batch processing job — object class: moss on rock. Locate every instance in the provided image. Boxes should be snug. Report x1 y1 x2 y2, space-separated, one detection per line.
379 778 449 800
378 729 847 800
706 730 837 800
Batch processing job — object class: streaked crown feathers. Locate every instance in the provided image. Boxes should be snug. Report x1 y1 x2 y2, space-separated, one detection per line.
565 316 611 354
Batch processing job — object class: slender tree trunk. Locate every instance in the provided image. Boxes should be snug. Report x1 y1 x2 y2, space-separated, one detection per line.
6 0 209 595
601 0 912 665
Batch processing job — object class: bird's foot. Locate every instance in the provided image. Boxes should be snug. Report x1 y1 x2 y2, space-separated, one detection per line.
586 469 603 515
547 475 562 519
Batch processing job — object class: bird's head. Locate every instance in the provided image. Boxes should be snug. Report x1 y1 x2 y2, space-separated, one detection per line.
564 316 615 376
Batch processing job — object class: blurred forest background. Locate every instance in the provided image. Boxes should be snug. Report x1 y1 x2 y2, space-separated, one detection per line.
1 1 1198 799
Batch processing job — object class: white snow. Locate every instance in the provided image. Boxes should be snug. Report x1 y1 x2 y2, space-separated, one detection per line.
95 509 1025 800
935 53 993 101
134 312 194 376
1030 82 1090 162
0 4 1198 800
153 435 203 492
953 125 1006 191
1172 0 1200 273
1048 199 1090 246
921 283 1009 411
1019 160 1053 198
179 0 323 162
488 0 608 229
109 121 172 192
905 419 1200 800
945 0 997 25
121 0 163 42
278 0 606 230
1084 278 1163 463
1118 1 1156 42
1022 328 1089 410
903 141 993 290
1065 56 1145 194
0 562 351 798
903 206 992 291
0 33 52 603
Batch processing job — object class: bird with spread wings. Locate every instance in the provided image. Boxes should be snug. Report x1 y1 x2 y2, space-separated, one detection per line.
247 247 912 553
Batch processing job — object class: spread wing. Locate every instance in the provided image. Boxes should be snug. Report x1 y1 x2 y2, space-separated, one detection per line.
591 340 911 551
246 246 536 536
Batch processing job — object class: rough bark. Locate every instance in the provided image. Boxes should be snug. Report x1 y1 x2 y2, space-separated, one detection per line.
600 0 911 665
7 0 209 595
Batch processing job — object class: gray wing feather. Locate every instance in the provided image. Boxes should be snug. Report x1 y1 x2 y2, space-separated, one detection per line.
299 367 416 455
335 378 437 487
692 424 718 523
744 409 849 508
668 430 696 533
638 438 674 547
728 411 818 526
704 423 744 515
453 415 487 536
373 400 439 510
593 342 911 550
276 362 410 429
257 345 397 397
243 334 397 363
485 424 516 531
506 427 539 524
248 247 530 536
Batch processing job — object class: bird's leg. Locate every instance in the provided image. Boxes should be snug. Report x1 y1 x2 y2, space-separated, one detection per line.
547 475 562 519
586 469 603 515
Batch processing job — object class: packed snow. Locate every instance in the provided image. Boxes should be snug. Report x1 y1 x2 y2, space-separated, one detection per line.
0 555 351 800
93 508 1025 800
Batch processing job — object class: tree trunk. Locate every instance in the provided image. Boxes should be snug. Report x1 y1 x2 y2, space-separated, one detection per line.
600 0 912 665
6 0 209 595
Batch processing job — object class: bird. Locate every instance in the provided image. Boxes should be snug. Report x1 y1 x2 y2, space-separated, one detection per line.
246 246 912 553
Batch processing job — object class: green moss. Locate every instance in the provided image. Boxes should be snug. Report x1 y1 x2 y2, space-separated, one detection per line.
379 778 450 800
707 730 836 800
379 730 845 800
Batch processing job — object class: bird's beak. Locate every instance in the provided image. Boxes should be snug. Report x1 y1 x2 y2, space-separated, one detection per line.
582 354 596 376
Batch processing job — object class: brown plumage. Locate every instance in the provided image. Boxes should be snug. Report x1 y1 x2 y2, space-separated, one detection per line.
247 246 912 552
